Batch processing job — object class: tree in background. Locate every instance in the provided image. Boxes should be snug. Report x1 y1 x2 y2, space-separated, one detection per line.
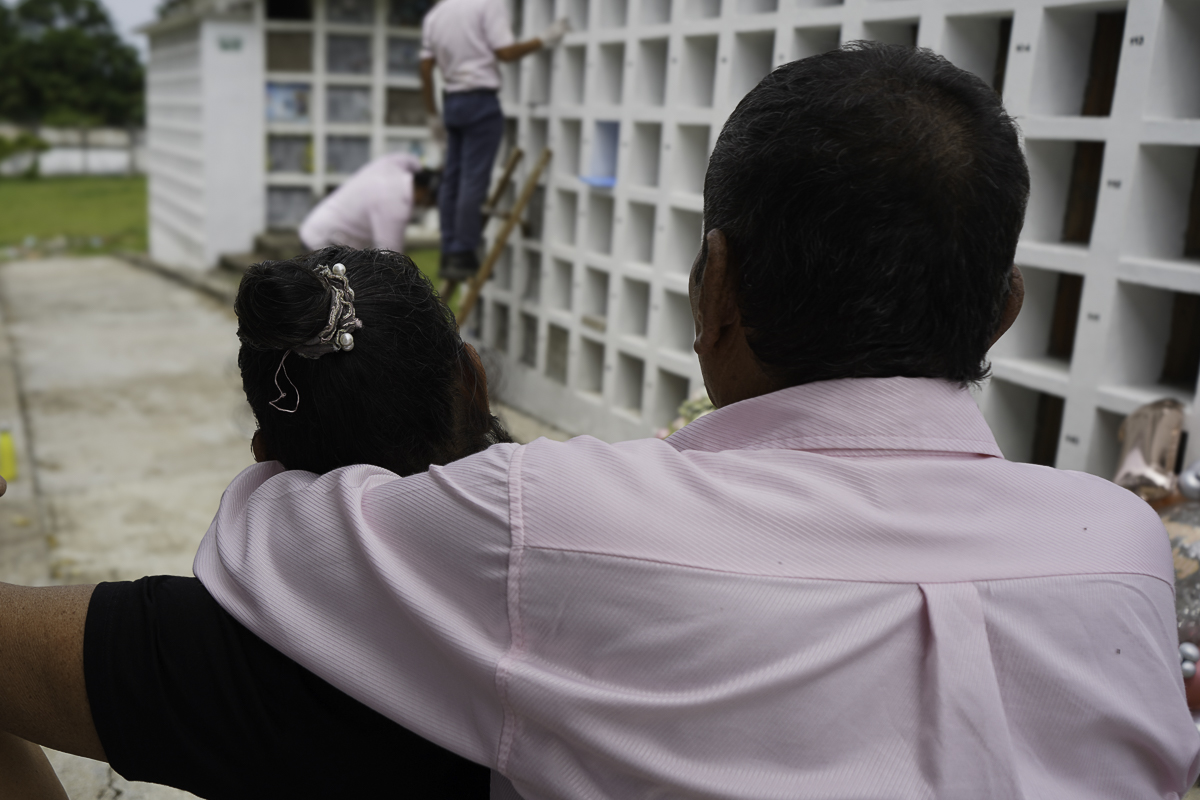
0 0 143 127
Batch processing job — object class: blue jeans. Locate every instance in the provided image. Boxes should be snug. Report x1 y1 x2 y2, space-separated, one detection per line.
440 90 504 256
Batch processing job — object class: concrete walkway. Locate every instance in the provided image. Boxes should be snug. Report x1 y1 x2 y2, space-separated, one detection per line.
0 255 569 798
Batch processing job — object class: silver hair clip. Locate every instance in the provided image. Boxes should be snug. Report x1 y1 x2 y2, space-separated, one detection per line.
291 262 364 359
268 262 363 413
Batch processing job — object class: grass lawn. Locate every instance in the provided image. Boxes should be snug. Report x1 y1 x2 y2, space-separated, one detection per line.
0 175 147 253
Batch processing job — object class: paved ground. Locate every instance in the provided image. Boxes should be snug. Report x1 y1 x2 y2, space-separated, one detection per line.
0 255 568 799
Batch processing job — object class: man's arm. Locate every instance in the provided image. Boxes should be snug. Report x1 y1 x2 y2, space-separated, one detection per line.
0 730 70 800
494 38 543 62
420 57 438 116
0 583 106 761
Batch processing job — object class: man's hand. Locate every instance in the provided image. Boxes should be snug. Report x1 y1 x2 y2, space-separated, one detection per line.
0 476 7 497
539 17 571 48
427 113 447 147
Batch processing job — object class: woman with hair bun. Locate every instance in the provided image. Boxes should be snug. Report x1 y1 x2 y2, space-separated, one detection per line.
0 246 507 799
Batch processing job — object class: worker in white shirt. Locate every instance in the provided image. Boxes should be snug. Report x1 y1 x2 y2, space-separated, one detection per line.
420 0 569 297
299 152 438 254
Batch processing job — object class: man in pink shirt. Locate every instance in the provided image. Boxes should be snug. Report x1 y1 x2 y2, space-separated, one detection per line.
298 152 437 253
0 42 1198 799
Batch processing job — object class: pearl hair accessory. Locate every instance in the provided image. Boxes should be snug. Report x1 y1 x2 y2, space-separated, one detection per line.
1181 642 1199 679
268 262 363 413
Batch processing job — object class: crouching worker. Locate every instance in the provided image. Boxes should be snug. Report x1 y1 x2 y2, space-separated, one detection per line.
299 153 440 253
0 247 509 799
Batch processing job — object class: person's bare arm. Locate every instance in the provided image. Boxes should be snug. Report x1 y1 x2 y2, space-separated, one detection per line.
420 57 438 116
0 583 106 761
494 38 543 62
0 730 70 800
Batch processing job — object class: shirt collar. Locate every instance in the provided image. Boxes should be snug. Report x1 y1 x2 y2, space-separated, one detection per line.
666 377 1003 458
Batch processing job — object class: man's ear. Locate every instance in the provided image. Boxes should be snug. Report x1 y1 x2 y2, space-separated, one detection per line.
691 229 740 358
989 265 1024 348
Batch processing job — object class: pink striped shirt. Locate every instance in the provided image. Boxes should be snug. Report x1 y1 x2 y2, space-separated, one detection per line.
195 377 1200 799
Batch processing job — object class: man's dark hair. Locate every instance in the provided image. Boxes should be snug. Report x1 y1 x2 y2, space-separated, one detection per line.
414 167 441 202
702 41 1029 386
236 246 509 476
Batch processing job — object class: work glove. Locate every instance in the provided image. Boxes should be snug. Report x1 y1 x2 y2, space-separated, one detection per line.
539 17 571 48
427 112 447 147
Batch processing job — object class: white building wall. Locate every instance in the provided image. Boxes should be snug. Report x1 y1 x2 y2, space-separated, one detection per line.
469 0 1200 473
147 21 207 270
201 16 266 266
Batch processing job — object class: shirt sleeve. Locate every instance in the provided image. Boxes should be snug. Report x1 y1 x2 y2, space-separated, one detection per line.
419 12 435 61
84 576 491 799
482 0 516 50
367 164 412 252
192 448 520 767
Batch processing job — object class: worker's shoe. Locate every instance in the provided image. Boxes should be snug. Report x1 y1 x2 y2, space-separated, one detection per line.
441 250 480 281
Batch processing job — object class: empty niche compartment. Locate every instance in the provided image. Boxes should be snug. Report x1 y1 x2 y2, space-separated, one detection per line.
616 353 646 415
386 88 424 125
1031 7 1125 116
661 290 694 353
495 245 514 290
327 0 373 24
737 0 776 15
520 312 538 367
552 258 574 310
386 0 432 26
637 39 669 106
528 49 553 105
467 299 485 340
545 324 569 384
582 267 610 332
326 85 371 122
681 36 719 108
528 118 549 158
793 26 840 59
1023 139 1105 246
978 379 1065 466
620 278 651 336
630 122 662 187
327 34 371 73
561 46 587 105
683 0 720 18
599 0 627 27
567 0 589 31
267 32 313 72
500 61 521 104
862 20 919 48
267 186 314 227
555 190 578 246
1127 146 1200 260
268 135 313 173
942 16 1013 95
326 135 370 174
267 0 312 20
493 302 510 353
386 36 420 77
1087 408 1124 478
595 43 625 105
655 370 691 427
583 121 619 188
579 338 605 394
988 265 1083 366
641 0 671 24
731 31 775 101
526 185 546 240
668 208 704 272
523 251 542 303
671 124 709 195
588 193 615 255
1107 282 1200 396
625 201 656 264
558 118 582 176
1148 0 1200 118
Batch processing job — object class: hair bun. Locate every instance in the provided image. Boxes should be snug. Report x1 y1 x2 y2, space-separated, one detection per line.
236 260 333 351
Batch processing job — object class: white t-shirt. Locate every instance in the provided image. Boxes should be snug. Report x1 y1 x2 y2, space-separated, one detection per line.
299 153 419 253
420 0 515 94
